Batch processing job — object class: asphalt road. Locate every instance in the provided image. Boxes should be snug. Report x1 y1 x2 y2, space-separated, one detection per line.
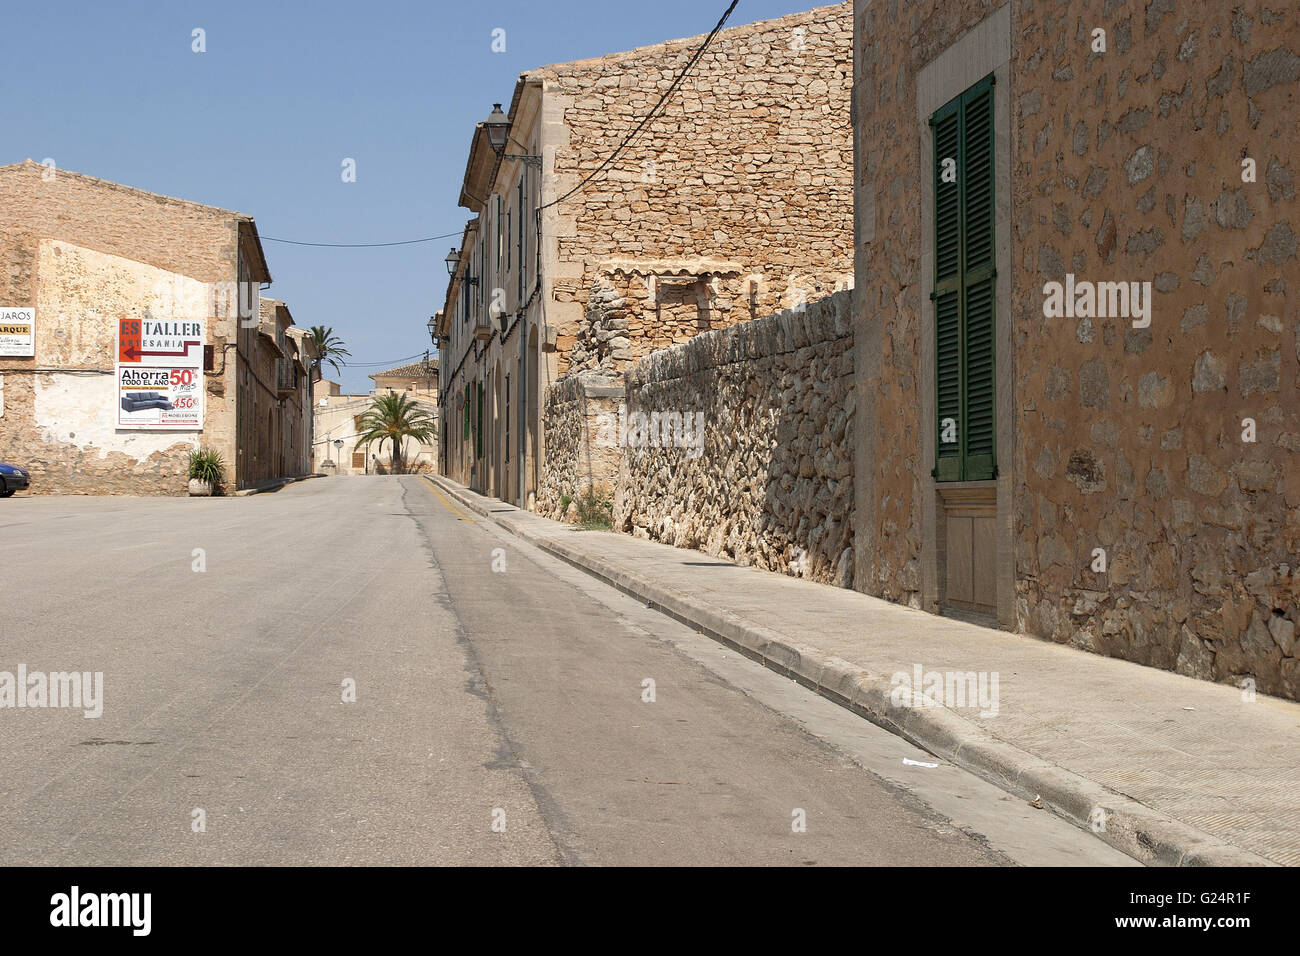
0 477 1132 866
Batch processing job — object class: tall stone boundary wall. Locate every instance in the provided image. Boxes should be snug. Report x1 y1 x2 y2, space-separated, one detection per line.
536 373 624 519
614 291 854 586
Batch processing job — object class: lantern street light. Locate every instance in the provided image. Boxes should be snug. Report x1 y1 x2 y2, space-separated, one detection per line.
444 248 459 276
484 103 510 153
483 102 541 169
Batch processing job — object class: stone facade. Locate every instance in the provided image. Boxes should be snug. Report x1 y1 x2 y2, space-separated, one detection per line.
541 3 855 379
242 299 315 485
614 291 854 586
436 3 855 513
852 2 1300 697
0 160 311 495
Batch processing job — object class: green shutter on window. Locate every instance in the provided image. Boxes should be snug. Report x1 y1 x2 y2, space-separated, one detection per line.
933 103 962 482
932 74 996 482
463 388 469 441
476 383 484 460
517 178 525 302
934 290 963 481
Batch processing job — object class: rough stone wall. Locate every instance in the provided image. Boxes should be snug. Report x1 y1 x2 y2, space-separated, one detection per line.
0 161 243 495
539 3 855 378
615 291 854 586
854 1 1300 697
1 240 214 495
536 373 624 519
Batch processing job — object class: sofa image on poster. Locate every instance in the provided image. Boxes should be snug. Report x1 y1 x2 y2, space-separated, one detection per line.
120 392 175 413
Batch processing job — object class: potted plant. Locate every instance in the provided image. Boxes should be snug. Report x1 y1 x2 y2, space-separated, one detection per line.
187 447 225 497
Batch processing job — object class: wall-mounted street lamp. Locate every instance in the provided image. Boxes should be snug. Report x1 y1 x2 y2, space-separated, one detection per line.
483 103 541 170
446 247 478 287
427 316 437 345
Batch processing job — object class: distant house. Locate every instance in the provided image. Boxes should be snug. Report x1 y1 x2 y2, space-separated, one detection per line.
312 358 438 475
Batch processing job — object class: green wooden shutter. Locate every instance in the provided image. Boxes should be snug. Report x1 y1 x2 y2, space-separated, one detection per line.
476 382 484 460
933 102 963 482
962 81 996 480
463 388 469 440
932 74 996 482
517 178 525 301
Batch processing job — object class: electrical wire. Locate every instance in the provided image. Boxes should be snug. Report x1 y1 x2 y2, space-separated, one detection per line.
338 352 433 368
257 1 737 249
540 0 740 212
260 230 463 248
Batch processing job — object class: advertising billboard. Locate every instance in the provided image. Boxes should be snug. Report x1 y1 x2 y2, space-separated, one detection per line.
115 317 204 430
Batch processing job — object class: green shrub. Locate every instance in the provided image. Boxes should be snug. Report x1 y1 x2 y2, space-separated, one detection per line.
575 484 613 531
187 447 225 491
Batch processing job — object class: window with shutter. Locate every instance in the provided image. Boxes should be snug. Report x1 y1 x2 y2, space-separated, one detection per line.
517 177 526 302
932 74 996 482
476 383 484 460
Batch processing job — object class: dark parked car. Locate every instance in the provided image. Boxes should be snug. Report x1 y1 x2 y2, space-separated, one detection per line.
0 462 30 497
121 391 174 413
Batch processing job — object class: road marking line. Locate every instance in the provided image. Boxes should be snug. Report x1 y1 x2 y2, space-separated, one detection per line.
424 481 475 523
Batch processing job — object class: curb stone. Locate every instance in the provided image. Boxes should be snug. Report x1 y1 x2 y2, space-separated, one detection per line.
426 474 1275 867
233 473 326 497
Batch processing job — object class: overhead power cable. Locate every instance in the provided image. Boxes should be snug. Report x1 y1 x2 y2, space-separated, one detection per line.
261 230 463 248
540 0 740 212
259 0 738 247
337 352 434 368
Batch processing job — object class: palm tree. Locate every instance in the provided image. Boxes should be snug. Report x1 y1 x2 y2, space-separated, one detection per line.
310 326 351 380
354 393 437 474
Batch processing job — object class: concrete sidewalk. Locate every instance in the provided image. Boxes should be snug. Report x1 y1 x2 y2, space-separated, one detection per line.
429 475 1300 867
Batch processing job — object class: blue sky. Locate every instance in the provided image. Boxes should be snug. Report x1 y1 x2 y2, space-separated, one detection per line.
3 0 822 392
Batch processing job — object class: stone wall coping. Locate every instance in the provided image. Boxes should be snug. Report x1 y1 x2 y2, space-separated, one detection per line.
626 290 852 389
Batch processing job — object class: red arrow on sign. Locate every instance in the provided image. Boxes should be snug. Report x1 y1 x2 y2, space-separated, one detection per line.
122 341 202 361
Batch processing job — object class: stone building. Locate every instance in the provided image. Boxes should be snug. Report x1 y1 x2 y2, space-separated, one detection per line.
847 1 1298 696
435 2 854 510
0 159 315 494
312 360 438 475
242 299 316 484
604 0 1299 700
370 359 437 402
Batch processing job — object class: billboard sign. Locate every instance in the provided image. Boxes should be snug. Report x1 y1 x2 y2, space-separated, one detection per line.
115 317 204 430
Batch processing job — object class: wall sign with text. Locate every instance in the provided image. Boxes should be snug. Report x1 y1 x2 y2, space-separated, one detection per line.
0 307 35 357
115 317 205 430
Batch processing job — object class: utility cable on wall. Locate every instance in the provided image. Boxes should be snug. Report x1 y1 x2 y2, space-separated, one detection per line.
248 1 738 251
539 0 740 212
